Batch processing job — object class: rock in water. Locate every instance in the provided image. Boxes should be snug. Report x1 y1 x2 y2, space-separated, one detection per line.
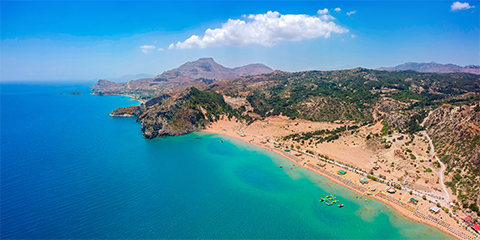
109 106 144 117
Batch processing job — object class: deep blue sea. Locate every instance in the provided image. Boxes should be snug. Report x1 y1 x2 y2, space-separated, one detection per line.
1 82 454 239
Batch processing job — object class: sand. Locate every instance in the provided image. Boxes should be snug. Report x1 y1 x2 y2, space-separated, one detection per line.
203 116 478 240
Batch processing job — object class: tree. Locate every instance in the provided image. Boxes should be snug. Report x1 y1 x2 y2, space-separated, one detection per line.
422 195 427 200
470 203 479 213
437 202 441 207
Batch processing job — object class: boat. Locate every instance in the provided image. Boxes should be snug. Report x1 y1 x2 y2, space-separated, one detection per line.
279 165 283 168
338 204 344 208
220 140 224 143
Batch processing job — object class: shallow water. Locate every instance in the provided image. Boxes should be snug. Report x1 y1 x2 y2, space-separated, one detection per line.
1 82 454 239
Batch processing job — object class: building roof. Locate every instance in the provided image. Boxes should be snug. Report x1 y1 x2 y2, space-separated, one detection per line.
463 216 472 222
410 198 418 203
360 177 368 183
430 207 439 213
472 223 480 232
339 170 346 174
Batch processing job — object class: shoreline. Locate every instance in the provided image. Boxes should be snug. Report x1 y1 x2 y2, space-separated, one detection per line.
202 128 471 240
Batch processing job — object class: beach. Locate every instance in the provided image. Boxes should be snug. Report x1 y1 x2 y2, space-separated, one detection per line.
204 117 478 240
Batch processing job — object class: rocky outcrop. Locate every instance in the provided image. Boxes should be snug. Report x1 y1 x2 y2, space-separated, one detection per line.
109 106 144 117
137 87 236 139
375 97 405 113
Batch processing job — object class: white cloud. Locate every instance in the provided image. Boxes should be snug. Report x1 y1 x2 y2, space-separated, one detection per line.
171 10 348 49
317 8 329 14
168 43 175 50
334 8 341 12
346 10 357 16
351 34 357 38
140 45 156 54
157 48 164 51
451 1 475 11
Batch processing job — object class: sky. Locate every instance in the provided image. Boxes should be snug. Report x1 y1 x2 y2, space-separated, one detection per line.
1 1 479 81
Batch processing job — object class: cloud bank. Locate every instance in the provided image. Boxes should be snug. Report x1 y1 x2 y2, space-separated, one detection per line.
451 1 475 11
140 45 156 54
171 10 348 49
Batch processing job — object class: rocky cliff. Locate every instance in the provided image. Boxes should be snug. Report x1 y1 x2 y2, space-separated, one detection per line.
109 106 144 117
137 87 237 139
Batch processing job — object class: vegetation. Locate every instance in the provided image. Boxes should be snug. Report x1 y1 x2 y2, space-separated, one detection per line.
141 67 480 213
282 125 358 143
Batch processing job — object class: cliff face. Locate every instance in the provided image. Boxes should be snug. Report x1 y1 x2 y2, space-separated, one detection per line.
109 106 144 117
137 87 237 139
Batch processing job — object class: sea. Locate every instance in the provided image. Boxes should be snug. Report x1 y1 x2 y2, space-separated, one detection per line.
1 82 455 239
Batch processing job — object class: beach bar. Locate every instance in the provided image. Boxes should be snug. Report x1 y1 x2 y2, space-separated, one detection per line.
387 188 396 194
430 207 440 214
410 198 419 204
338 170 347 175
360 177 369 184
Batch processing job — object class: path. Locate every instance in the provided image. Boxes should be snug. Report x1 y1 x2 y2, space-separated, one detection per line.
420 111 450 203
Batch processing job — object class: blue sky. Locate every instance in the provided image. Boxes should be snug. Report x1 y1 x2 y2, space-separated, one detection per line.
1 1 478 81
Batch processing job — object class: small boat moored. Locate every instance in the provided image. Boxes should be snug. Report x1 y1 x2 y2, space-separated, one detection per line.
338 204 344 208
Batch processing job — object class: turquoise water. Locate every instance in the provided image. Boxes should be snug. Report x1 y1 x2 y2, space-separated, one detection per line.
1 82 454 239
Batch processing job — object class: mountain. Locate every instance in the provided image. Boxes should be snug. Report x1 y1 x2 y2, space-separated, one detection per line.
154 58 273 82
378 62 480 74
106 74 155 83
90 58 273 99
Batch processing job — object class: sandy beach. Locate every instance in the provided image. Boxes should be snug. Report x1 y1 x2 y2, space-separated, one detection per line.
203 116 478 240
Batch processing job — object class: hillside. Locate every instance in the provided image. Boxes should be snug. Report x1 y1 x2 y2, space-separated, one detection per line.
137 87 237 139
378 61 480 74
90 58 273 100
103 61 480 216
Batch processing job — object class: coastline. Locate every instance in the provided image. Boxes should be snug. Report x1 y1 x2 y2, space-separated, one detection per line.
120 94 146 105
202 127 470 240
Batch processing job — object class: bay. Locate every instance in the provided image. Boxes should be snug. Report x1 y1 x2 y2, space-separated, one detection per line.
0 82 454 239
